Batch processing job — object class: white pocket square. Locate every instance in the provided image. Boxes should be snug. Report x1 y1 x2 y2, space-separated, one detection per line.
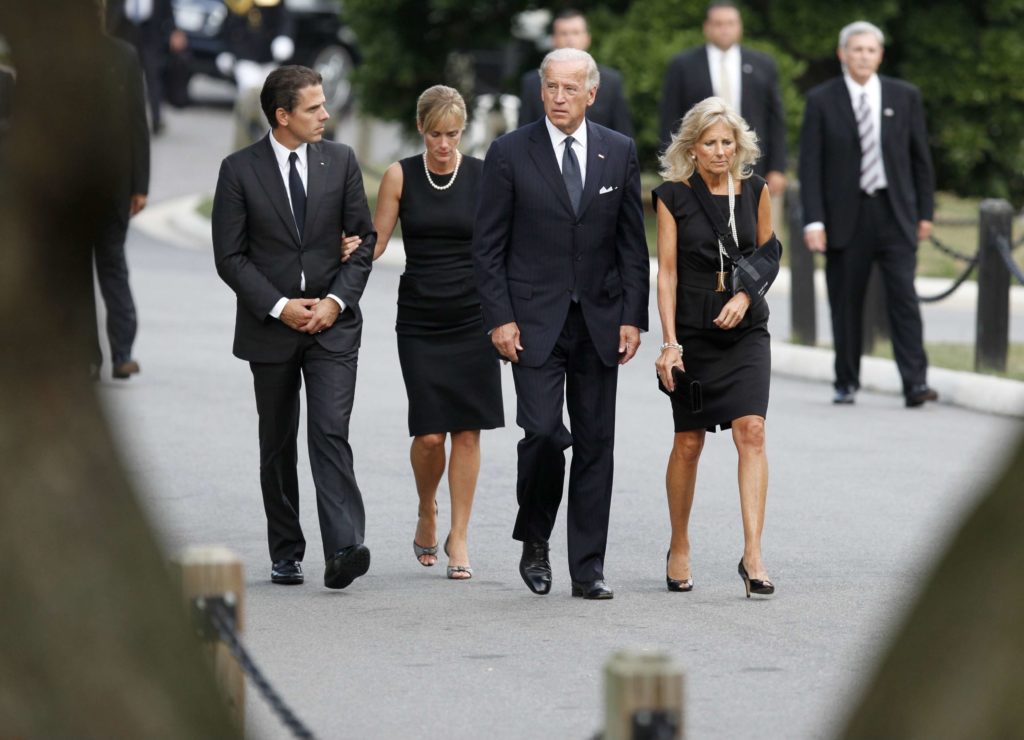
599 186 616 194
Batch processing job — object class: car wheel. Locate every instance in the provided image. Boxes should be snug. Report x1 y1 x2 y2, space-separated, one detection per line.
311 44 355 115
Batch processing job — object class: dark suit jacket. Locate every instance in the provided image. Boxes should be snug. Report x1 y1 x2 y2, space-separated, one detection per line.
798 75 935 250
106 0 176 52
223 2 294 63
212 135 376 362
659 45 786 175
473 119 649 368
99 36 150 201
519 64 634 137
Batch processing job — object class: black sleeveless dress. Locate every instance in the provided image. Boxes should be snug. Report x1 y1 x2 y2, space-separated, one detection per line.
395 155 504 436
652 174 771 433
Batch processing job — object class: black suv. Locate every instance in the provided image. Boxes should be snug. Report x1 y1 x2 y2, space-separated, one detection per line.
171 0 358 114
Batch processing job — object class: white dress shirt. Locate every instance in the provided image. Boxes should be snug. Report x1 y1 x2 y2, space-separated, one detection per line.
707 44 742 112
805 73 888 234
545 115 587 186
125 0 154 23
267 133 344 319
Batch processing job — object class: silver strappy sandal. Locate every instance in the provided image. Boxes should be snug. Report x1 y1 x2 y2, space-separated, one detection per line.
444 535 473 580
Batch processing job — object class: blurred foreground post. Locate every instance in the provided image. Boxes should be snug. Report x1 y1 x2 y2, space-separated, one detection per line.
604 649 684 739
786 182 817 346
975 199 1014 373
171 546 246 728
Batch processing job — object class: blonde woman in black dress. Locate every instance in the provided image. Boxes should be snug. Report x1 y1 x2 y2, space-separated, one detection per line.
653 97 775 597
370 85 504 580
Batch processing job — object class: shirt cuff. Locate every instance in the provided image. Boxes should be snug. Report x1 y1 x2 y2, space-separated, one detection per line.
326 294 346 313
804 222 825 234
269 297 288 319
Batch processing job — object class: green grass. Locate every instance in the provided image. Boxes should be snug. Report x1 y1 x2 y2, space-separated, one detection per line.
197 196 213 219
868 340 1024 381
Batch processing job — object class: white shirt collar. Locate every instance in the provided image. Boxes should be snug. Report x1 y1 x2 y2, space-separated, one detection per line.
706 43 740 62
545 115 587 152
268 132 308 171
843 72 880 98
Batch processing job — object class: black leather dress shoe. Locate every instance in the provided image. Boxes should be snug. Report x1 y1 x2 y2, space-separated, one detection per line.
571 580 614 600
271 559 303 585
324 544 370 589
833 386 856 404
519 541 552 595
905 385 939 407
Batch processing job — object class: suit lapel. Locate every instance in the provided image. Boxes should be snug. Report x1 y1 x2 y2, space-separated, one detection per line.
739 47 752 114
527 121 575 217
575 121 607 219
252 135 301 246
304 142 327 241
696 49 714 100
832 78 859 139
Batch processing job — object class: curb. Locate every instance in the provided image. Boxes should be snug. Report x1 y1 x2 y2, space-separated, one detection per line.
139 193 1024 419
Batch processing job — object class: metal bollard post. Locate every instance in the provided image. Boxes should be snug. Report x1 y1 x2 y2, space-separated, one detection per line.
786 182 817 346
975 199 1014 372
604 649 684 740
171 546 246 730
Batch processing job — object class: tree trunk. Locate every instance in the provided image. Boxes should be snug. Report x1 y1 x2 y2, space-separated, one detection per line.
0 5 237 736
841 433 1024 738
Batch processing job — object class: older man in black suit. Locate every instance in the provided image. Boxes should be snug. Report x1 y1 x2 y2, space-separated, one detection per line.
475 48 649 600
212 65 377 589
659 1 786 196
799 21 937 407
518 8 633 137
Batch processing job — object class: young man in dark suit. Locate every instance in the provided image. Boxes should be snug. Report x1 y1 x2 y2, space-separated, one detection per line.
518 8 633 137
475 49 649 600
799 21 938 408
212 65 377 588
658 0 787 196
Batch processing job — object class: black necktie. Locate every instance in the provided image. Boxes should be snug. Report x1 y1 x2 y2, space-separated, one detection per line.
562 135 583 215
288 151 306 238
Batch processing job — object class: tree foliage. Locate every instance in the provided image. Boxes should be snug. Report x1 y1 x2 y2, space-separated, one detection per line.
346 0 1024 204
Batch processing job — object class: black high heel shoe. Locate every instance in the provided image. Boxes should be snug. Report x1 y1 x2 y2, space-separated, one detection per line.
738 559 774 598
666 551 693 592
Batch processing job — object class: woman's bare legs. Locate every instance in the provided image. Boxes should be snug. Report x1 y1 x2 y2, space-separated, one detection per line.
666 429 705 580
732 415 769 581
410 432 446 565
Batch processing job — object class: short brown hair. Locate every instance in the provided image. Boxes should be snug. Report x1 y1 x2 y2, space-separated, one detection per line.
416 85 467 133
260 65 322 128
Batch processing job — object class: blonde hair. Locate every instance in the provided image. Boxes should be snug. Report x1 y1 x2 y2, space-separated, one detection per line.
416 85 467 133
659 97 760 182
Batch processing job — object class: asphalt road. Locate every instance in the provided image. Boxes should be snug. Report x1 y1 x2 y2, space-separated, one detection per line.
97 105 1023 739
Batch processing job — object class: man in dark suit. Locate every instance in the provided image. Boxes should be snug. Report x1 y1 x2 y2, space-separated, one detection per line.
800 21 937 407
475 48 649 600
212 65 377 589
659 0 786 195
518 8 633 137
91 21 150 381
106 0 186 134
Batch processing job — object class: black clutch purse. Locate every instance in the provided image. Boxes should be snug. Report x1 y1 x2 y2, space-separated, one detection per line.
657 366 703 413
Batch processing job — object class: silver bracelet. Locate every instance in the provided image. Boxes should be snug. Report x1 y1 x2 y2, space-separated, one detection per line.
659 342 683 357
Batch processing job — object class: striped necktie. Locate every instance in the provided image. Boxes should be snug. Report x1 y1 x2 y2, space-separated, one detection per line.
857 91 883 195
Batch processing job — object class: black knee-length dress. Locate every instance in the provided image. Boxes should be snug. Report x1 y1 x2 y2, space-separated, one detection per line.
395 154 504 436
652 174 772 433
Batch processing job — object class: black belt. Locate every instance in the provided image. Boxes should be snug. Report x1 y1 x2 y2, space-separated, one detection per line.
861 188 888 198
681 270 730 291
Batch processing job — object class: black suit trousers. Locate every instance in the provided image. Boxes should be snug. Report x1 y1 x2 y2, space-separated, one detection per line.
825 193 928 393
250 335 364 563
93 204 138 366
510 303 618 582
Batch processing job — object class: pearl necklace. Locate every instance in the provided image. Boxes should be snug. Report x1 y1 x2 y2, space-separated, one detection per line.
422 150 461 191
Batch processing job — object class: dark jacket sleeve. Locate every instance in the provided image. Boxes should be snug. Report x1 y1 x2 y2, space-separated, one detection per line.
212 157 283 319
659 55 685 147
473 138 517 332
616 138 650 330
762 56 787 174
518 72 543 129
327 147 376 308
606 71 635 139
798 92 825 226
124 45 150 195
908 85 935 222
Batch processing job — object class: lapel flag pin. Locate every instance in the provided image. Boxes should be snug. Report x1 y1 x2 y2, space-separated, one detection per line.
597 153 605 159
883 108 895 117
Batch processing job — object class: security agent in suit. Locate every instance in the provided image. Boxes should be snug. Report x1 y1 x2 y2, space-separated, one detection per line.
91 26 150 380
212 65 377 589
105 0 186 134
475 48 650 600
799 21 938 408
658 1 786 196
518 8 633 137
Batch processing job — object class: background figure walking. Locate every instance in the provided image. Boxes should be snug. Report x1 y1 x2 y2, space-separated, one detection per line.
369 85 504 580
799 21 938 407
